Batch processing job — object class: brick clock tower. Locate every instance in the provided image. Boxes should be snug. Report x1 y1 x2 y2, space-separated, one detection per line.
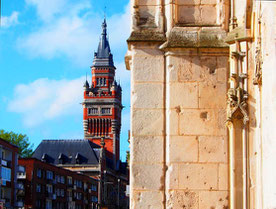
82 19 122 165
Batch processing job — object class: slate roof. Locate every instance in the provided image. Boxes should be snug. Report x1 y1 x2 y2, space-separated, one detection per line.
32 139 101 166
92 18 115 67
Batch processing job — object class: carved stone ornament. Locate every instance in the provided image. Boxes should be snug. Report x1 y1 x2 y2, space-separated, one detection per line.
227 87 249 125
253 37 262 85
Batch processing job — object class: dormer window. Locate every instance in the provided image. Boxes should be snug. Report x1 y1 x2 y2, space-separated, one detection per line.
41 153 48 163
75 153 82 164
58 153 66 164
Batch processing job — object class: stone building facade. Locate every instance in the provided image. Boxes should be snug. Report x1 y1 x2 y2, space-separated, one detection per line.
125 0 275 208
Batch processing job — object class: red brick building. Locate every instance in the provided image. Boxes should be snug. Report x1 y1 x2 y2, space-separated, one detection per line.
0 138 19 208
18 158 98 209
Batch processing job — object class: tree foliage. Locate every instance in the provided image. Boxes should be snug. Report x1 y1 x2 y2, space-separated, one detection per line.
0 130 34 158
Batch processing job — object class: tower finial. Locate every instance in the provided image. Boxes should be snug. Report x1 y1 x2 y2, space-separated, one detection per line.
101 17 107 36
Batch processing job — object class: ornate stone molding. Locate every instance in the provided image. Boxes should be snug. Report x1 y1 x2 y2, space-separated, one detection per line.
253 36 262 86
226 87 249 125
226 41 249 125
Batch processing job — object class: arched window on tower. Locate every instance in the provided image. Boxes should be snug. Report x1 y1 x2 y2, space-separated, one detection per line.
96 78 99 86
104 78 106 86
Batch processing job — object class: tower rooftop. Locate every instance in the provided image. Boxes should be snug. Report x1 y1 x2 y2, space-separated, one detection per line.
92 18 115 67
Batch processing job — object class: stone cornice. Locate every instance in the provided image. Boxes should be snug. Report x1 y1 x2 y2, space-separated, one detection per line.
160 27 229 50
225 27 252 44
127 30 166 43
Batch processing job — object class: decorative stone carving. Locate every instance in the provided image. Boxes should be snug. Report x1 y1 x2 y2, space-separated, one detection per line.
226 41 249 125
226 87 249 124
253 36 262 85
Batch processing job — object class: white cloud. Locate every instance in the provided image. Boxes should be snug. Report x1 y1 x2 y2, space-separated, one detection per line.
1 12 19 28
18 1 131 67
8 77 85 127
25 0 67 22
12 0 131 131
7 61 131 128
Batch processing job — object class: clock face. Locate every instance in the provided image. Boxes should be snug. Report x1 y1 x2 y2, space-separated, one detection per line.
89 92 93 96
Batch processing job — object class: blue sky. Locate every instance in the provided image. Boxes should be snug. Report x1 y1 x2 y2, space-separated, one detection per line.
0 0 130 161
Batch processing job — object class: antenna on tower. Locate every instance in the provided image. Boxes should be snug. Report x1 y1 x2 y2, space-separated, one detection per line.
104 6 107 19
86 72 87 81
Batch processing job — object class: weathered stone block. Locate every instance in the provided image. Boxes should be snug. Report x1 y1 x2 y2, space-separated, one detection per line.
137 5 158 28
169 136 198 162
199 136 227 163
179 109 226 136
217 56 229 83
166 29 198 48
219 163 229 190
177 0 200 5
167 190 199 209
133 53 164 82
132 164 164 190
200 56 218 85
201 0 217 5
132 109 164 136
178 6 201 24
168 109 179 136
179 164 218 190
199 82 227 108
138 5 156 19
199 191 229 209
132 191 164 209
138 0 158 6
132 83 164 108
133 46 163 57
169 82 198 108
200 5 217 25
198 31 228 47
132 136 164 163
166 163 179 189
167 58 178 82
178 57 202 82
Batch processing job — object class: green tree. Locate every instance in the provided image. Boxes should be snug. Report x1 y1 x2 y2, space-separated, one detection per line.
0 130 34 158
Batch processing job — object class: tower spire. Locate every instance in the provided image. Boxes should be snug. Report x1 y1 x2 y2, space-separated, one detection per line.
93 18 114 67
102 17 107 36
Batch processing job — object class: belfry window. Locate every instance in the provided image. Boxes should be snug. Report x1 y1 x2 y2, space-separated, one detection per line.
104 78 106 86
88 108 98 115
101 108 111 114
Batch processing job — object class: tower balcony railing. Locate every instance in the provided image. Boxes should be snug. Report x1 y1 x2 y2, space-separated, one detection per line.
85 91 121 98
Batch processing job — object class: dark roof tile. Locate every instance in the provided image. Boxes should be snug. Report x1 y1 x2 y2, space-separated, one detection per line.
32 139 101 165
